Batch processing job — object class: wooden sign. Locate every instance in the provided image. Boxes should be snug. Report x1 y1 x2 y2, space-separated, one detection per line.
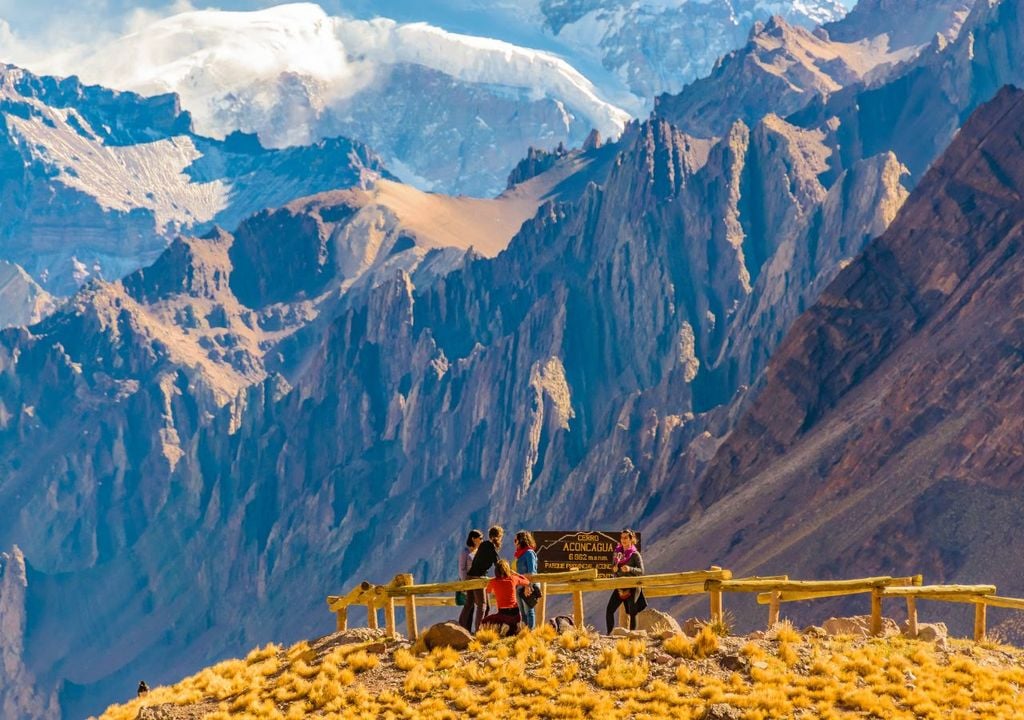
533 531 642 576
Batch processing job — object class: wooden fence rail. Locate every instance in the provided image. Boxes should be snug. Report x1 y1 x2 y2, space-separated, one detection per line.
327 567 1024 643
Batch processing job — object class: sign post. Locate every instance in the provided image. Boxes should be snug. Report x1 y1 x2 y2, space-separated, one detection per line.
533 531 642 577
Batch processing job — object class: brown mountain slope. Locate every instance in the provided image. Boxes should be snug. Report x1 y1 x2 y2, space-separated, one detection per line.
652 1 972 140
650 85 1024 631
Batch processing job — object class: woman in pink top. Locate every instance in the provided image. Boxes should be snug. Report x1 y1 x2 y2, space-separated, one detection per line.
480 560 531 635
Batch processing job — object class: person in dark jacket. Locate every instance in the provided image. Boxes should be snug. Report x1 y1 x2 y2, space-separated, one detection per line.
459 525 504 632
605 528 647 634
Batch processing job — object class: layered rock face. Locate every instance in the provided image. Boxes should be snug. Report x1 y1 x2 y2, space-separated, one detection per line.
823 0 974 49
0 262 56 328
791 0 1024 181
0 547 57 720
652 85 1024 628
0 64 388 295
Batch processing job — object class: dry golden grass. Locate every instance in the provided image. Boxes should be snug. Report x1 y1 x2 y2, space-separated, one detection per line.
99 627 1024 720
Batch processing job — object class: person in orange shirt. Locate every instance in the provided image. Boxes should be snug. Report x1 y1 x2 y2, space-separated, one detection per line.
480 559 532 635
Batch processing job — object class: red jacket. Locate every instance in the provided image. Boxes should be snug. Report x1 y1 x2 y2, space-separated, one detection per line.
486 574 529 609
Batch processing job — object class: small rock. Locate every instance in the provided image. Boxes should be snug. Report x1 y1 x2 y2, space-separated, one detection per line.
746 630 766 641
635 608 683 636
935 637 949 651
822 615 899 638
422 622 473 651
658 629 678 641
682 617 704 637
137 708 174 720
917 623 949 642
611 627 648 639
702 702 744 720
363 642 388 654
650 652 673 665
752 660 769 670
719 653 748 672
802 625 827 638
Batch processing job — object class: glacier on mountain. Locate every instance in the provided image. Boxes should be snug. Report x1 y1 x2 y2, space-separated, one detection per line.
3 3 630 196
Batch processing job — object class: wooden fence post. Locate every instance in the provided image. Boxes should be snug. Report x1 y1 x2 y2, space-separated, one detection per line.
573 590 585 628
708 580 723 625
974 603 987 642
537 583 547 626
619 604 628 630
404 596 417 640
768 591 781 628
384 597 397 639
905 598 918 637
367 602 379 630
392 574 417 641
336 608 348 633
870 588 883 636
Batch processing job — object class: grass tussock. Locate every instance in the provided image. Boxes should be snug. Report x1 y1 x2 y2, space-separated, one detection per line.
99 625 1024 720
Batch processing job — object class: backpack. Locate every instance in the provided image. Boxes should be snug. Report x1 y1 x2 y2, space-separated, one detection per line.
549 615 575 633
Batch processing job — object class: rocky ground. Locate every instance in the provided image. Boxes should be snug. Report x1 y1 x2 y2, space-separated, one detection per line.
99 613 1024 720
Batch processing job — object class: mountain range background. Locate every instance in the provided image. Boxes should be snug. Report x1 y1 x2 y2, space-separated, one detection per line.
2 0 1024 718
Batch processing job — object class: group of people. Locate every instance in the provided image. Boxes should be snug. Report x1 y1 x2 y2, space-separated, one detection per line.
457 526 539 635
456 526 647 635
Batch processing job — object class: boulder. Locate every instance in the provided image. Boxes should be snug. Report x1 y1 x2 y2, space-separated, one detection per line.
918 623 948 642
636 608 683 636
901 621 948 642
822 615 899 638
422 622 473 651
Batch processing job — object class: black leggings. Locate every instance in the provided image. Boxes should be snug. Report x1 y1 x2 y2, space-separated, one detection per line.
606 591 638 634
481 606 522 636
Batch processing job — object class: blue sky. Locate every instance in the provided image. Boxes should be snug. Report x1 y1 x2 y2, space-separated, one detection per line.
0 0 857 39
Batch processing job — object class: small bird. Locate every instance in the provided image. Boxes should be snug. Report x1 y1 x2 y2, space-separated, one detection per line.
137 681 149 697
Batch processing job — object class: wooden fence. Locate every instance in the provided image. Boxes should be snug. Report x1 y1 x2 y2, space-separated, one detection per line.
327 567 1024 643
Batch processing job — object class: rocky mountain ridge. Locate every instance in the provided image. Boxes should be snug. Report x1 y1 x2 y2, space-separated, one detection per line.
536 0 848 100
0 89 904 720
5 1 1024 718
0 63 389 296
652 84 1024 638
655 1 973 138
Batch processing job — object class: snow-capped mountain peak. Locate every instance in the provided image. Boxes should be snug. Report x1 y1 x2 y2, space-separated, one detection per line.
11 2 630 196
